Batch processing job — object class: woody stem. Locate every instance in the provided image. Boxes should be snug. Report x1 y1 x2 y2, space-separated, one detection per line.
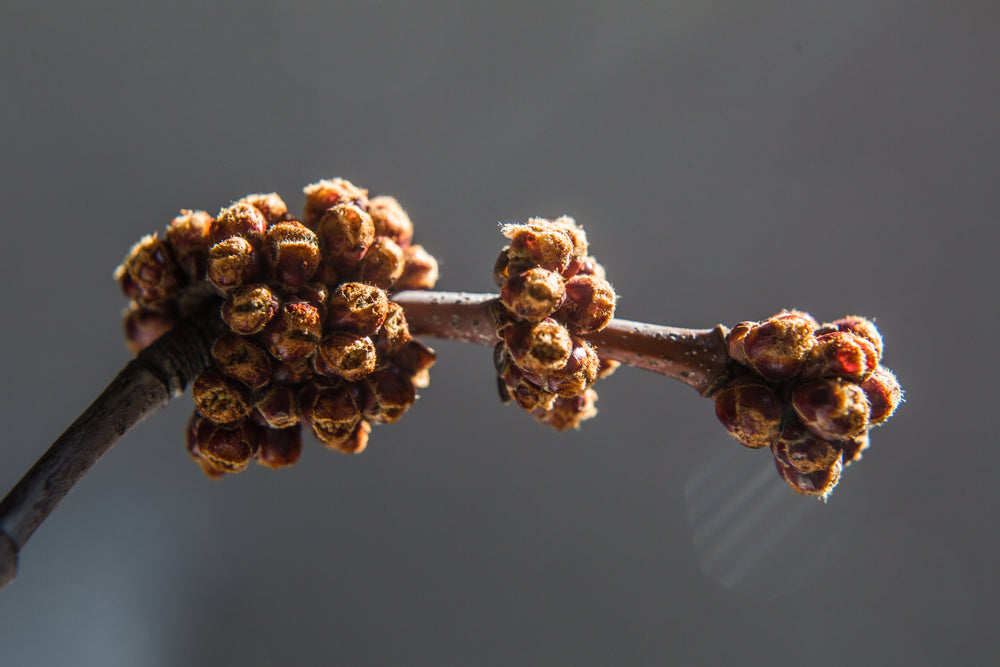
392 291 731 395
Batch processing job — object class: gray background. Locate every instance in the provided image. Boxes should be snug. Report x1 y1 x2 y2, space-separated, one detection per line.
1 1 998 665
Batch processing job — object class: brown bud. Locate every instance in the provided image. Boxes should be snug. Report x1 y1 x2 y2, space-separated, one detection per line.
186 414 226 479
505 319 573 373
165 209 213 280
264 221 320 288
302 178 369 228
727 321 756 365
774 455 842 499
502 362 556 412
221 283 280 335
742 310 817 381
840 431 870 466
123 302 178 353
327 419 371 455
237 192 288 226
116 233 183 303
260 300 322 362
296 282 329 320
212 201 267 246
395 244 439 291
374 302 410 357
860 366 902 425
192 368 252 423
391 339 437 388
207 236 261 291
254 384 301 429
356 236 405 289
316 203 375 272
557 275 616 334
256 425 303 469
562 255 606 280
327 282 389 336
792 378 870 440
772 418 842 473
301 381 362 446
212 333 272 389
500 267 567 321
502 218 581 273
271 357 314 385
367 195 414 247
543 339 600 398
195 418 261 474
822 316 884 359
713 376 783 449
533 389 598 431
801 331 878 382
314 332 377 381
364 366 416 423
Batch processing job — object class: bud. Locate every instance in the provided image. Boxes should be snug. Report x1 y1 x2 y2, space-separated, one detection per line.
327 419 371 455
501 220 575 273
801 331 878 382
116 233 183 303
713 376 783 449
543 339 600 398
774 455 842 499
296 282 329 320
260 300 322 362
271 357 314 385
264 221 321 288
327 282 389 336
505 319 573 373
192 368 252 424
254 383 301 429
212 333 272 389
356 236 405 289
314 332 377 381
742 310 817 381
165 209 213 280
502 362 556 412
367 195 414 247
395 244 439 291
301 381 362 446
123 302 178 353
237 192 288 226
221 283 280 335
860 366 902 425
772 418 842 473
364 366 416 423
822 315 884 359
256 425 303 469
302 178 369 228
186 414 225 479
207 236 261 291
727 321 756 365
391 339 437 388
195 418 261 474
211 201 267 246
533 389 599 431
841 431 870 466
316 203 375 272
792 378 870 440
500 267 567 321
557 275 616 334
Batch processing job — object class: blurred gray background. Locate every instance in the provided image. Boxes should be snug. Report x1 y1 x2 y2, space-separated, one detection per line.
1 1 997 665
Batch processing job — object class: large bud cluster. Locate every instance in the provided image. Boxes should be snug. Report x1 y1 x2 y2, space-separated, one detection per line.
491 217 618 431
116 179 439 478
713 312 902 499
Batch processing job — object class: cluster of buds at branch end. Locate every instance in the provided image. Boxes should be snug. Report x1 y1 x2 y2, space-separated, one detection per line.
714 311 902 499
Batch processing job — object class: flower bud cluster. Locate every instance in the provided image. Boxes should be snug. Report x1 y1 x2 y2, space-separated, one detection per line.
714 312 902 499
116 179 439 477
491 217 618 431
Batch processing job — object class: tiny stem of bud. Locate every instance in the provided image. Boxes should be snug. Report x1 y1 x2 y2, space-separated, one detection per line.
392 291 731 395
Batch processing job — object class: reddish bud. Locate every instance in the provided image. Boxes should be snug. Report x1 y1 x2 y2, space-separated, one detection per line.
165 209 213 280
860 366 902 425
186 414 226 479
327 420 371 455
256 425 303 469
264 221 320 288
327 282 389 336
301 381 362 446
316 203 375 273
260 300 322 362
221 283 280 335
207 236 261 291
557 275 616 334
505 319 573 373
713 376 783 449
501 267 567 321
116 233 183 303
212 333 272 389
502 362 556 412
727 321 756 365
792 378 870 440
211 201 267 246
533 388 598 431
195 418 261 474
364 366 416 423
254 383 301 429
841 431 870 466
773 418 842 473
192 368 252 424
543 339 600 398
271 357 314 385
367 195 414 247
742 310 817 381
802 331 878 382
774 455 842 499
237 192 288 226
391 339 437 388
824 316 884 359
356 236 405 289
395 244 439 291
302 178 369 228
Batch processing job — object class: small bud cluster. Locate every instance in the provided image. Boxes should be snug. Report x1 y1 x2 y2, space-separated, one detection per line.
714 312 902 499
491 217 618 430
116 179 439 477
